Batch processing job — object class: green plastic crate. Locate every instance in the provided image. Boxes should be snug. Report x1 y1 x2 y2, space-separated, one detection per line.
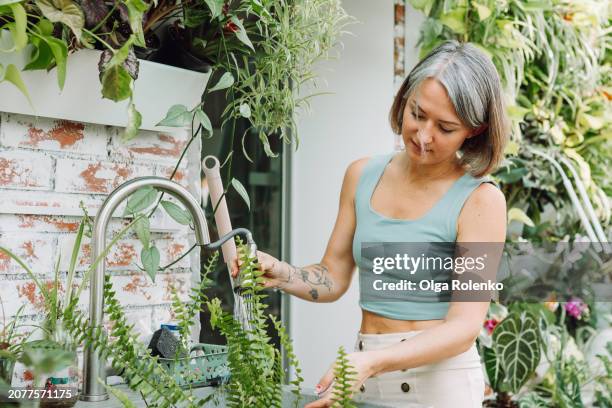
158 343 230 388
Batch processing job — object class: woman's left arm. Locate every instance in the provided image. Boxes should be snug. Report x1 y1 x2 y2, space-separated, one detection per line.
372 183 507 374
307 184 506 407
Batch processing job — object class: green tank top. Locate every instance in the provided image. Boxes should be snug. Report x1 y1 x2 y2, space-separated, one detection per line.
352 152 497 320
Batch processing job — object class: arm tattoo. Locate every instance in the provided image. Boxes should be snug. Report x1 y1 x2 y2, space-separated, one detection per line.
288 263 333 300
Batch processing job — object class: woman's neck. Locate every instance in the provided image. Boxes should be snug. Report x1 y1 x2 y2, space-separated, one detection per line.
396 151 464 184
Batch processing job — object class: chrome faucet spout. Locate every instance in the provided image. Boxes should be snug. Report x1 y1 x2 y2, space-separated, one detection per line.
80 176 210 402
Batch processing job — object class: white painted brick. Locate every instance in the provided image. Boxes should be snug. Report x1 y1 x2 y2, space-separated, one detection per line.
113 272 191 306
0 190 115 216
56 234 192 272
110 128 190 165
0 113 107 155
54 158 155 194
0 149 53 190
0 232 55 275
0 214 82 233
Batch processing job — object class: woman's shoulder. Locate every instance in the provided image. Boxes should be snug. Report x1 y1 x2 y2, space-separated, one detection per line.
457 180 507 240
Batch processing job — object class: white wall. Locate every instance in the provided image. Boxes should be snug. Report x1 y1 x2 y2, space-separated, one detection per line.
289 0 395 386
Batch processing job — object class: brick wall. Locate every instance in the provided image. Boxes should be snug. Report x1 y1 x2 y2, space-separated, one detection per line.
0 112 202 387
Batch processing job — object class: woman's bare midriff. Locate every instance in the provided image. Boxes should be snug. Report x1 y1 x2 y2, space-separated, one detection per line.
360 309 444 334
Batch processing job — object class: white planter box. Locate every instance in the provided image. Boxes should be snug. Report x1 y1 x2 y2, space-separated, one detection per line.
0 31 210 131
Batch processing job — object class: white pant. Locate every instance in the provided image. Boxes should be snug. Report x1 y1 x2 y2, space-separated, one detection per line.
352 330 485 408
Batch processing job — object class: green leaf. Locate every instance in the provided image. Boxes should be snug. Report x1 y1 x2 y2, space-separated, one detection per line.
156 104 191 127
1 63 33 106
483 346 503 391
203 0 224 19
439 8 466 34
231 178 250 211
258 131 278 158
35 18 54 36
493 312 541 393
230 16 254 51
507 105 529 122
141 246 160 282
122 0 149 47
472 2 491 21
408 0 435 14
9 3 27 50
42 35 68 89
105 36 134 70
134 215 150 249
160 200 192 225
124 186 157 215
122 101 142 141
35 0 85 41
209 72 234 92
194 107 212 133
507 208 535 227
239 103 251 118
99 381 137 408
24 36 54 71
101 65 132 101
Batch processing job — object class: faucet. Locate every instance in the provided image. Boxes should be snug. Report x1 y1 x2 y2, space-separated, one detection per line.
80 176 209 401
80 176 256 402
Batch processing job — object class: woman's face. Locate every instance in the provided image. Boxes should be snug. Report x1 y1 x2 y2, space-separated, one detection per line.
401 78 474 165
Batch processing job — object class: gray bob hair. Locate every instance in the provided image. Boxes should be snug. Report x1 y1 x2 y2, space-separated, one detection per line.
390 40 509 177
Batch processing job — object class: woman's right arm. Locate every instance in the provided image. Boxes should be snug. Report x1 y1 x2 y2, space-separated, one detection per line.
232 158 369 303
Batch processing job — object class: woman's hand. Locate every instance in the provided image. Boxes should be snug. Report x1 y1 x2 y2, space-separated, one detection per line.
305 350 381 408
230 250 291 290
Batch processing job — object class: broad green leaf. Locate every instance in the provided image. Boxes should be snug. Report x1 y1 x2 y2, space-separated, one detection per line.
101 65 132 101
230 16 254 51
35 19 54 36
141 245 160 282
579 113 604 130
106 36 134 70
195 107 212 133
496 165 527 183
483 346 503 391
24 36 54 70
231 178 250 211
42 35 68 89
160 200 192 225
209 72 234 92
203 0 224 19
9 3 27 50
124 186 157 215
35 0 85 41
0 0 25 5
493 312 541 393
473 2 491 21
507 208 534 227
239 103 251 118
156 104 191 127
134 214 150 249
122 0 149 47
259 131 278 158
1 64 33 107
439 8 466 34
122 101 142 141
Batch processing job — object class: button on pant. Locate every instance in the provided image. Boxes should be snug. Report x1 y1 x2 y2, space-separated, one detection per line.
352 330 485 408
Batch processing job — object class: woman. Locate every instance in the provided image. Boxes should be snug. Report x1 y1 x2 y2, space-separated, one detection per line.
232 40 508 408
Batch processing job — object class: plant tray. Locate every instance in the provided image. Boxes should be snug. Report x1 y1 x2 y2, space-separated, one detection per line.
158 343 230 388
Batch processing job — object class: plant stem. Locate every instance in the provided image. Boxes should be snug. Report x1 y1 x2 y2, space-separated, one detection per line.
82 28 114 51
92 1 119 34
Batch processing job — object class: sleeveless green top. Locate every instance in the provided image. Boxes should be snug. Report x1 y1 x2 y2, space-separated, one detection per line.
352 152 497 320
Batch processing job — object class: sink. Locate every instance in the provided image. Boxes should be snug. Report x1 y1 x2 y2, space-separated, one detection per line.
73 383 397 407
